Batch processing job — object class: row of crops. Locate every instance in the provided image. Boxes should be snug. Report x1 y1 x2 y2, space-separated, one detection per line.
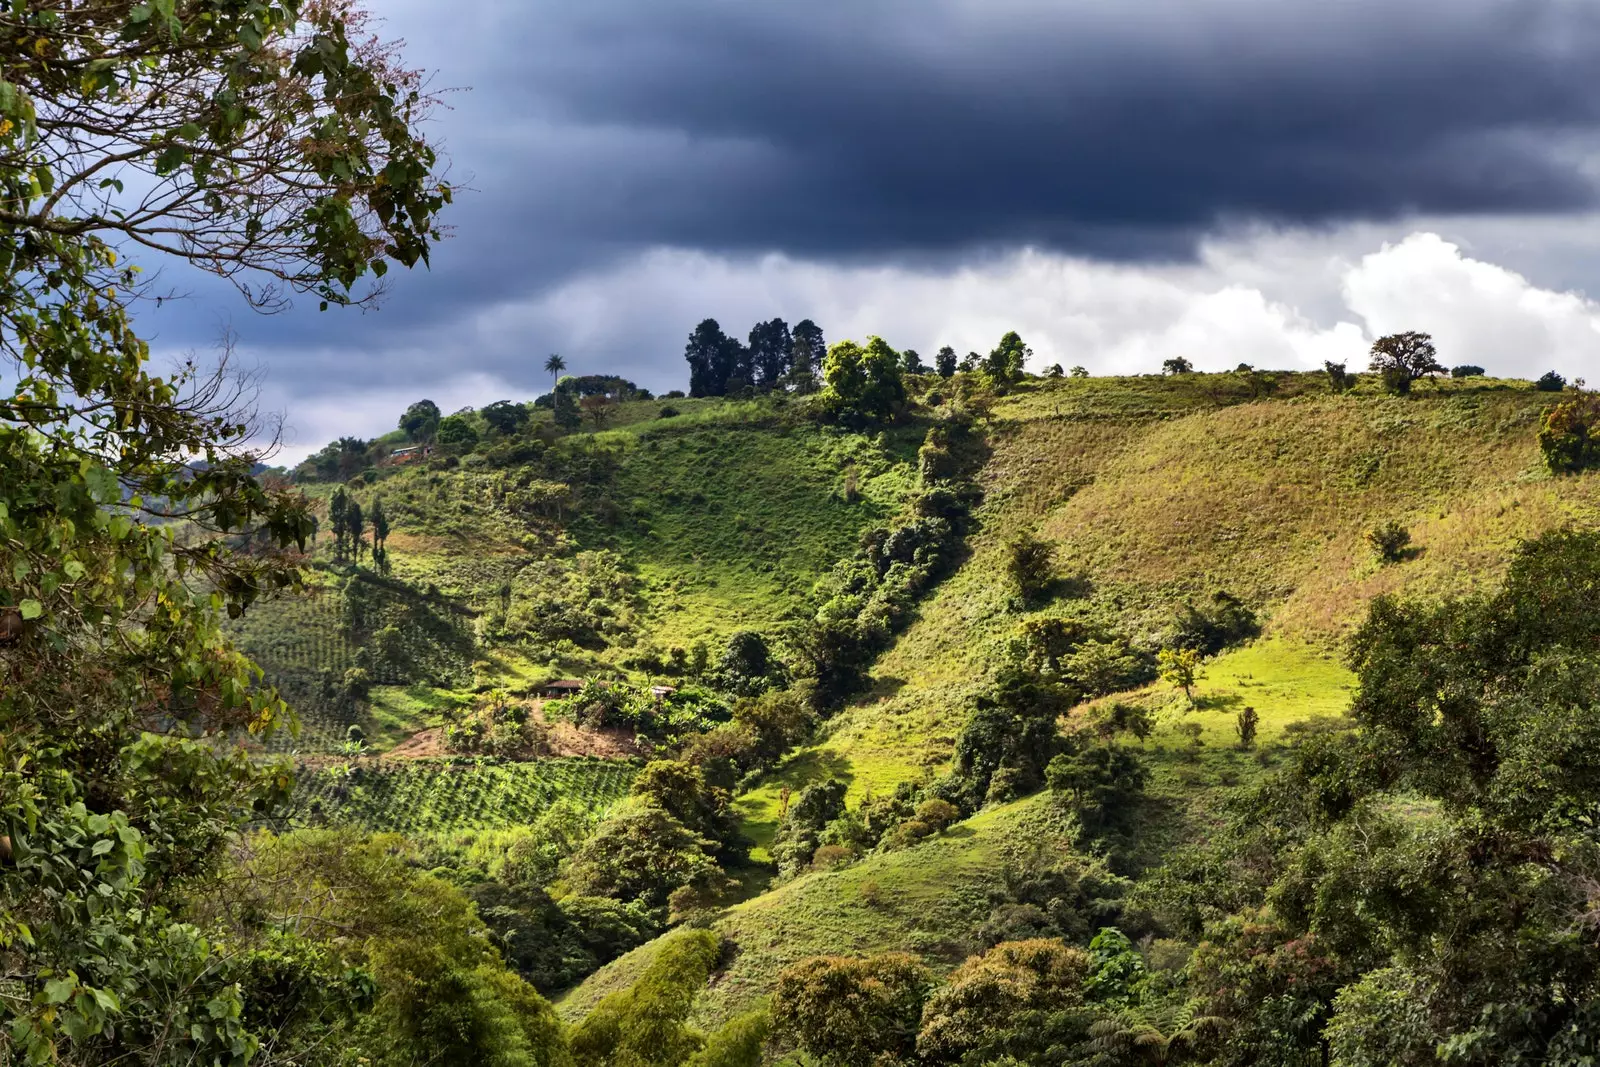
227 574 477 754
291 757 639 833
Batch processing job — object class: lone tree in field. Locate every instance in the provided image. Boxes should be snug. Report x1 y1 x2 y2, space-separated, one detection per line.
1369 332 1443 394
0 0 453 1059
1159 647 1201 701
1236 705 1260 750
1163 357 1195 375
1005 532 1056 607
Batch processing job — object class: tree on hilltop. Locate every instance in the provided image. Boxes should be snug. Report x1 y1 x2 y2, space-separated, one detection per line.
984 331 1031 386
935 346 959 378
544 353 567 388
400 398 441 442
685 318 752 397
1369 331 1443 393
818 337 906 427
749 317 793 390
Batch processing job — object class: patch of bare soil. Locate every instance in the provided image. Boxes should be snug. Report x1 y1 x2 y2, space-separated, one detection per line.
385 727 448 759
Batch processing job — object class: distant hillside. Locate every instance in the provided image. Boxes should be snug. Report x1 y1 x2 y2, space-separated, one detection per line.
243 368 1600 1030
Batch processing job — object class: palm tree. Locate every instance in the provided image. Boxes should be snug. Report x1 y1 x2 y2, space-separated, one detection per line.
544 353 566 389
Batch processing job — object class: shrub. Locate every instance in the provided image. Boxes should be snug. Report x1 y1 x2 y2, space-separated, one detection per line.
658 405 680 418
1451 365 1485 378
1004 532 1056 607
811 844 854 870
1089 702 1155 742
1536 370 1568 392
771 953 933 1067
917 939 1092 1066
1324 361 1354 392
1162 357 1194 375
569 930 722 1067
1236 706 1260 750
1366 521 1412 564
1538 392 1600 474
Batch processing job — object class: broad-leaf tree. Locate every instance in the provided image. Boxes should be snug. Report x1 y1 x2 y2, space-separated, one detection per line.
0 0 450 1059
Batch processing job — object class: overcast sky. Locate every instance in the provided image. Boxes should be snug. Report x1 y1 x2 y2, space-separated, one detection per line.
145 0 1600 461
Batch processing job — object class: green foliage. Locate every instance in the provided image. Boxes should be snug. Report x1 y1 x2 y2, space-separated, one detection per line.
470 881 662 995
770 952 932 1067
236 832 571 1067
0 0 451 1055
401 399 442 442
1045 741 1149 837
683 1007 771 1067
917 939 1092 1065
818 337 907 428
569 929 722 1067
771 779 848 875
1234 705 1260 749
296 758 635 834
982 331 1031 389
564 802 732 908
1536 370 1568 392
548 681 730 745
1162 357 1194 375
1538 390 1600 473
1450 364 1485 378
1324 360 1355 392
1157 647 1200 697
715 630 783 696
1005 532 1056 607
1368 331 1443 385
951 670 1072 806
629 760 746 860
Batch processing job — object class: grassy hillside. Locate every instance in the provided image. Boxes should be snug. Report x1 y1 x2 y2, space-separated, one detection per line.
768 375 1600 799
247 373 1600 1028
566 373 1600 1023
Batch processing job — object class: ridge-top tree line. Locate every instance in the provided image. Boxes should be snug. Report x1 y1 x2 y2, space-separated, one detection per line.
684 317 1033 397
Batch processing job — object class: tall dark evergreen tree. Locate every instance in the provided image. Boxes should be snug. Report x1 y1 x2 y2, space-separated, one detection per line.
686 319 731 397
370 496 390 574
935 346 958 378
330 488 350 562
347 499 366 561
749 318 793 390
792 320 826 379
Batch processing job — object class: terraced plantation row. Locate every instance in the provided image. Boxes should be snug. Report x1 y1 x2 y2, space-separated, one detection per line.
292 757 639 833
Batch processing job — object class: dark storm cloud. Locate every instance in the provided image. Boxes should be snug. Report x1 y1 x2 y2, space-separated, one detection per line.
499 0 1600 257
145 0 1600 430
222 0 1600 325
